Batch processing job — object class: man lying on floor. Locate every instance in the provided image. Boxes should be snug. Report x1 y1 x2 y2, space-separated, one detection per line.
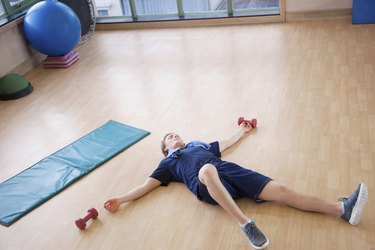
104 121 368 249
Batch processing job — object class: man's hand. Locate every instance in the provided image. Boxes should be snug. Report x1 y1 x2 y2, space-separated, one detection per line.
104 198 121 213
238 117 257 128
240 121 253 133
104 178 162 214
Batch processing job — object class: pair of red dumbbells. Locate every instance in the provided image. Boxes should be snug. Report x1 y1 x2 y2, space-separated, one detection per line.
238 117 257 128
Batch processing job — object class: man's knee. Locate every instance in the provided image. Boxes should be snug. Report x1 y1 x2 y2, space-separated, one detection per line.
269 181 290 190
198 164 217 184
277 183 292 196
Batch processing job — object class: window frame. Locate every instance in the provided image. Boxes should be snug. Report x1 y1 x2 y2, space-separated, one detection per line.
1 0 285 30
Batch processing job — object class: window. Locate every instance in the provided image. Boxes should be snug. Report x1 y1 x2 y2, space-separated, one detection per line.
135 0 177 16
183 0 227 18
95 0 129 17
9 0 23 7
231 0 279 16
96 1 111 17
184 0 226 13
0 2 5 17
98 10 109 16
95 0 282 22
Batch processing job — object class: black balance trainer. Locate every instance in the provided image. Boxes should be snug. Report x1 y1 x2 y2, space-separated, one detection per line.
0 73 33 101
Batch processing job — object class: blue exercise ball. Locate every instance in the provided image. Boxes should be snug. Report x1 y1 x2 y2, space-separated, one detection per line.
24 0 81 56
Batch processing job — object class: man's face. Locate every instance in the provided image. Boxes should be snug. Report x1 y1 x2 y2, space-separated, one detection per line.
163 133 185 152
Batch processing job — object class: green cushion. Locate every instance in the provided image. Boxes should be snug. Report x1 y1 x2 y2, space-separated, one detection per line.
0 73 33 100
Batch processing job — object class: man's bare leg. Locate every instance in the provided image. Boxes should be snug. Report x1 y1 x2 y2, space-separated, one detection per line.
198 164 269 249
258 181 343 216
199 164 249 224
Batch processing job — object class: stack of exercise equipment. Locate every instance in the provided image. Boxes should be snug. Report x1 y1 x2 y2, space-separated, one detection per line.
23 0 96 68
23 0 82 68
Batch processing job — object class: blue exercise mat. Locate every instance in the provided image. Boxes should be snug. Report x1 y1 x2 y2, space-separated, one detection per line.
0 120 150 226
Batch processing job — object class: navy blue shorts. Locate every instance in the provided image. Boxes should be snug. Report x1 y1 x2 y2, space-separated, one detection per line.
196 162 272 205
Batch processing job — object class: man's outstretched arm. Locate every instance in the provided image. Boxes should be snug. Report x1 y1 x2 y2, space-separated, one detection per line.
218 122 253 153
104 177 162 212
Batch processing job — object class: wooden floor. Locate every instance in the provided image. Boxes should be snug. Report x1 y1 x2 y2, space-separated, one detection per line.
0 19 374 250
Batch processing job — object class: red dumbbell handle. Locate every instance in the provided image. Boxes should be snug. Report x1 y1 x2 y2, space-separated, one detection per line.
82 213 93 222
83 208 98 221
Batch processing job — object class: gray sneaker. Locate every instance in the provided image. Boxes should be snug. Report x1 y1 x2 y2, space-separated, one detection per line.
339 183 368 225
242 221 269 249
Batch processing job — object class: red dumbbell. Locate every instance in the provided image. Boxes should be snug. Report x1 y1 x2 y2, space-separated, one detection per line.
75 208 98 230
238 117 257 128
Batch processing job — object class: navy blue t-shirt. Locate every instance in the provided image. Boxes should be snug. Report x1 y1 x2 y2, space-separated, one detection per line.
150 141 222 195
150 141 272 203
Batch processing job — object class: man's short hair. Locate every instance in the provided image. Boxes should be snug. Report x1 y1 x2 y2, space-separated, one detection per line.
160 133 172 157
